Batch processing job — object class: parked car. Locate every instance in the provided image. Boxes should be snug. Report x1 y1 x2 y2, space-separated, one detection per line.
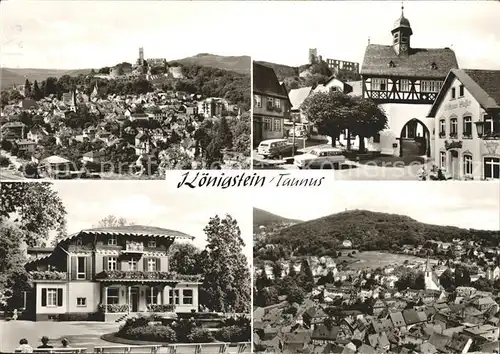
257 139 297 159
294 147 345 169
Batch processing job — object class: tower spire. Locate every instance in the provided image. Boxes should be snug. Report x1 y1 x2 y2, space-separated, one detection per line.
401 1 404 16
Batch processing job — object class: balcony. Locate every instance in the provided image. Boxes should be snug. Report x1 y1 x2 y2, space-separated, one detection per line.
122 241 144 254
30 271 67 281
95 270 202 283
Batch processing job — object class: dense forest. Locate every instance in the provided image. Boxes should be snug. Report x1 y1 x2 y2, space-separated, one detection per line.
260 210 500 257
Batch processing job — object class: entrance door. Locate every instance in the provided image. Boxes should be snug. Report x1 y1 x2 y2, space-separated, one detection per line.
450 150 460 179
131 289 139 312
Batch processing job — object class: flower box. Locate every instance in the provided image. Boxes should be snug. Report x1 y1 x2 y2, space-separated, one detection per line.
147 304 176 312
98 303 129 313
96 270 201 282
30 271 67 281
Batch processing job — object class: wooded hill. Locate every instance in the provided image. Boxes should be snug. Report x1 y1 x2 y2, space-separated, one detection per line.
265 210 500 257
253 207 302 227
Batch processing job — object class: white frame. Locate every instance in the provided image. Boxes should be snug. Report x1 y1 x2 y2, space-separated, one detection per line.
463 116 472 137
450 118 458 135
77 257 86 280
47 288 57 307
147 288 158 305
253 94 262 108
108 256 117 271
182 289 193 305
77 297 87 307
484 157 500 179
399 79 410 92
169 289 180 305
107 288 119 305
463 155 473 176
108 235 117 246
274 98 281 108
128 258 138 271
147 258 157 272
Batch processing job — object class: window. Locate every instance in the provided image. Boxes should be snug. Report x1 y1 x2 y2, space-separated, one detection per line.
108 235 117 246
147 288 158 305
459 85 465 97
401 36 408 44
169 289 179 305
183 290 193 305
440 151 446 168
107 288 119 305
273 118 282 132
464 155 473 176
421 80 441 93
128 258 137 271
439 119 446 136
108 257 117 271
393 33 399 44
266 97 274 109
451 87 456 99
47 289 57 307
147 240 156 248
263 118 272 131
399 79 410 92
77 257 86 280
76 238 83 246
274 98 281 109
147 258 156 272
484 157 500 179
253 94 261 108
463 116 472 138
450 118 458 137
484 115 499 136
372 78 387 91
77 297 87 307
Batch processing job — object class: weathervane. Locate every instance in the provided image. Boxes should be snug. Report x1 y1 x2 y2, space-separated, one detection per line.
401 1 404 15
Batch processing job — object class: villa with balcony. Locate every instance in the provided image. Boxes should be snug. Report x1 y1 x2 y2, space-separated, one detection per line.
428 69 500 180
24 225 201 321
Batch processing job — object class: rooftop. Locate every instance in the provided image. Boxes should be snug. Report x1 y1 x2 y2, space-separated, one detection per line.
253 62 289 99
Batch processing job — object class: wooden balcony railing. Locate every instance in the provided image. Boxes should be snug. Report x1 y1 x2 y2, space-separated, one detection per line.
29 271 67 281
95 270 201 282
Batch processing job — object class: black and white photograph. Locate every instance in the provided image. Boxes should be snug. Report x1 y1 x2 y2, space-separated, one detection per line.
252 1 500 181
253 182 500 353
0 1 251 180
0 181 251 353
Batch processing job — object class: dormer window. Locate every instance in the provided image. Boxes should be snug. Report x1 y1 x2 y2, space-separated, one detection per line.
76 238 83 246
431 62 438 70
108 235 117 246
389 61 396 68
148 240 156 248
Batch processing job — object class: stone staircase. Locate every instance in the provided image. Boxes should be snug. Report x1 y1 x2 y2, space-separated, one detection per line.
115 313 130 323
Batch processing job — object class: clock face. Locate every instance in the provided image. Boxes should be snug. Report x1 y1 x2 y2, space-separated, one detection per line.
400 44 408 52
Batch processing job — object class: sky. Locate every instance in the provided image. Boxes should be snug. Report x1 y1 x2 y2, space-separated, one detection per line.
50 181 253 263
1 1 499 70
254 181 500 231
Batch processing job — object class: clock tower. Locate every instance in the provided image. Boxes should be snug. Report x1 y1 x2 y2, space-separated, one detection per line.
391 5 412 56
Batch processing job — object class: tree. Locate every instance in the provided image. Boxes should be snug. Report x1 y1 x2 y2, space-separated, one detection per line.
169 243 202 275
301 91 352 147
24 79 32 98
287 286 305 304
0 183 66 246
348 96 388 152
95 215 132 228
44 77 58 97
297 259 314 292
205 139 223 169
439 269 454 291
216 117 233 150
33 80 43 101
200 215 250 313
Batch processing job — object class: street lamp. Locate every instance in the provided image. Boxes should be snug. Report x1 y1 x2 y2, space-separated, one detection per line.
474 120 485 138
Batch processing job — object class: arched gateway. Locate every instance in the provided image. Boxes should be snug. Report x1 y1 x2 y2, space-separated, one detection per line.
399 118 431 158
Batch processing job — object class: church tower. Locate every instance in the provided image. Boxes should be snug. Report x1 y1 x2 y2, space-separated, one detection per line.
391 4 413 56
91 83 99 102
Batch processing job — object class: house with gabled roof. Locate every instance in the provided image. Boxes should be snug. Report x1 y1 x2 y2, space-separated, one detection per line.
360 5 458 157
23 225 201 321
428 69 500 180
253 62 291 146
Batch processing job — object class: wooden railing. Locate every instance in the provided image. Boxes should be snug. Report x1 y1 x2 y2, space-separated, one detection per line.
93 342 251 354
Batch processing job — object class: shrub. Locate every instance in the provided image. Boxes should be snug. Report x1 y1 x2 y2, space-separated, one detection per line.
147 304 176 312
57 312 101 321
0 155 10 167
122 325 177 342
187 328 214 343
215 325 249 342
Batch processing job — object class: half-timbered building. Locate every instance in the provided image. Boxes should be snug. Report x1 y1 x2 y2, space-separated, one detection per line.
24 225 201 321
360 6 458 157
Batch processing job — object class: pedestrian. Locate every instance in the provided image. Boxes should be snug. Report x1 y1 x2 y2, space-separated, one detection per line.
37 336 53 349
16 339 33 353
61 338 70 348
418 165 427 181
12 308 18 320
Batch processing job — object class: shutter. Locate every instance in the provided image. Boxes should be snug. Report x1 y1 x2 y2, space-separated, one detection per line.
103 256 108 271
156 258 161 271
117 259 122 271
143 257 148 271
57 289 63 307
86 256 92 280
41 288 47 307
71 257 77 280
